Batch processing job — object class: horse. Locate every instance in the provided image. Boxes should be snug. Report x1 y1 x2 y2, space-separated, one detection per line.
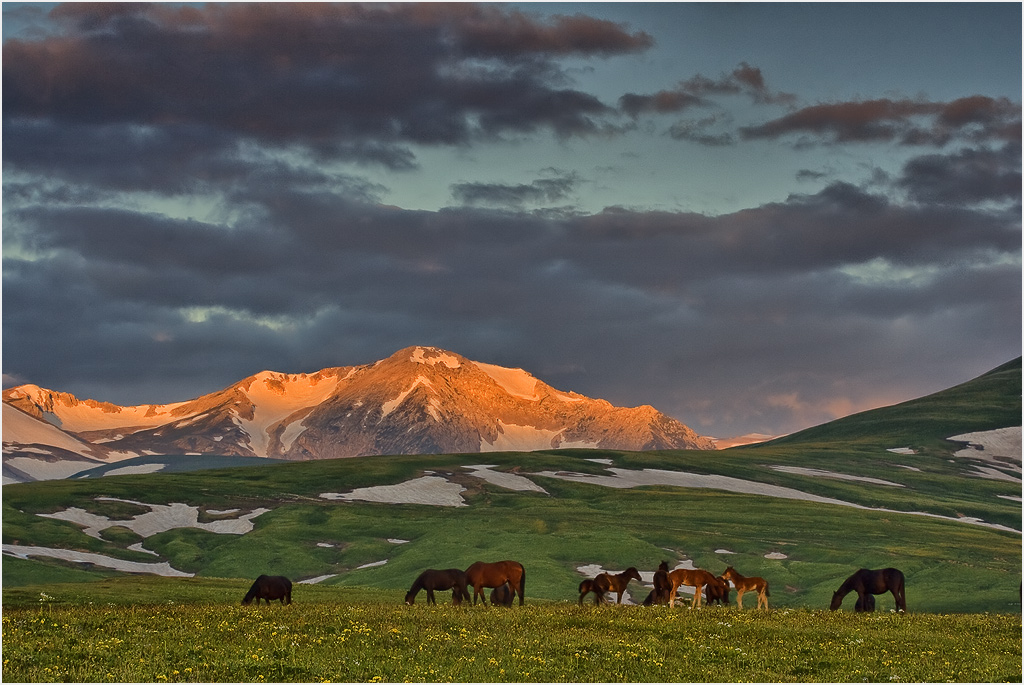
579 575 611 605
603 567 643 604
465 560 525 606
830 568 906 612
705 575 731 606
722 566 770 609
667 568 718 608
855 593 876 612
241 575 292 605
642 561 673 606
405 568 472 606
490 583 514 607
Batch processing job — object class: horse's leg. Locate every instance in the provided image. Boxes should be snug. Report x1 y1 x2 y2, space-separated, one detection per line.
735 589 744 610
691 585 703 609
892 588 904 612
758 589 767 610
427 589 436 605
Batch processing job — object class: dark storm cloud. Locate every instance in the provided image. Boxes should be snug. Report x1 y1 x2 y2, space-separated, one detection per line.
897 143 1023 206
5 173 1018 432
451 172 580 207
740 96 1021 146
3 2 648 156
618 62 795 117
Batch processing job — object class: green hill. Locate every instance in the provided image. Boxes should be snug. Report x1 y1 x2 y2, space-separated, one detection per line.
3 360 1020 614
764 357 1021 450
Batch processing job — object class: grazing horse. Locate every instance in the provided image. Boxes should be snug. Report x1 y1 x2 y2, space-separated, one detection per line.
722 566 770 609
705 575 731 606
490 583 514 607
242 575 292 605
830 568 906 612
668 568 718 608
579 575 611 605
465 560 526 606
405 569 472 606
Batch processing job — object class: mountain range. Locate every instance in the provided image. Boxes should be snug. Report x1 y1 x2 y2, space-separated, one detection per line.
3 346 715 483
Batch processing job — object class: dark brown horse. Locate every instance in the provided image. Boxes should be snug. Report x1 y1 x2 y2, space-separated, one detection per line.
465 560 525 606
722 566 769 609
405 568 472 605
830 568 906 612
705 575 731 606
578 575 611 605
855 593 876 612
643 561 673 606
490 583 514 607
668 568 718 608
242 575 292 605
643 561 675 602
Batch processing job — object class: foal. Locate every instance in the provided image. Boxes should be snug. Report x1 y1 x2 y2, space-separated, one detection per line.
722 566 770 609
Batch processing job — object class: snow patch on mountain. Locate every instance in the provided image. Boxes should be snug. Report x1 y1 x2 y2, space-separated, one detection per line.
410 346 461 368
475 362 540 400
3 404 101 459
380 376 433 420
321 475 467 507
234 370 344 457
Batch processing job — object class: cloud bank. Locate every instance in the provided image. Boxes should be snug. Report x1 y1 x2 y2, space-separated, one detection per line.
3 3 1020 438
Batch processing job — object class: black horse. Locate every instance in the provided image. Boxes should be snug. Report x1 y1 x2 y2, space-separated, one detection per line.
830 568 906 612
405 568 472 605
490 583 514 607
242 575 292 605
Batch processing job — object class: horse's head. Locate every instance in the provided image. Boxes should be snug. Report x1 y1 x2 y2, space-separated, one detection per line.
625 567 642 582
404 591 416 605
658 561 669 572
829 591 843 611
722 566 736 580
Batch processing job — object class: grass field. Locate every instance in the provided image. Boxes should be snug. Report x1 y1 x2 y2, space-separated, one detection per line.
2 579 1020 683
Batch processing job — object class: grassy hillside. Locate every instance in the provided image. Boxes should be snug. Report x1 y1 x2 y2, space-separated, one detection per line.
3 360 1020 615
761 357 1021 451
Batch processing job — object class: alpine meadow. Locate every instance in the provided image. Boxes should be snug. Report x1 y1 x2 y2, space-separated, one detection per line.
2 359 1021 682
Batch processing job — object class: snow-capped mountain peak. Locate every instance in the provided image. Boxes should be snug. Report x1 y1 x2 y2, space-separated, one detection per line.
3 347 714 482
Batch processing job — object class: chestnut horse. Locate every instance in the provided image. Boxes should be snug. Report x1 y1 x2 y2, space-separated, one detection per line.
830 567 906 612
490 583 514 607
722 566 770 609
602 567 643 604
465 560 525 606
405 568 472 605
242 575 292 605
668 568 718 608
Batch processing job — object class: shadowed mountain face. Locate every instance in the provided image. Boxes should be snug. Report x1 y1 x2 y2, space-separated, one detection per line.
3 346 714 480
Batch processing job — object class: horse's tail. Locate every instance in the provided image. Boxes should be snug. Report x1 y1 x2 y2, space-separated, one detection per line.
518 565 526 605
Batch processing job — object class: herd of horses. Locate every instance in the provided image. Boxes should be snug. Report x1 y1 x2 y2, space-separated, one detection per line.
240 564 907 613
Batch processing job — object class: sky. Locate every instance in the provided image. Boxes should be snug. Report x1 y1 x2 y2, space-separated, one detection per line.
2 2 1021 440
